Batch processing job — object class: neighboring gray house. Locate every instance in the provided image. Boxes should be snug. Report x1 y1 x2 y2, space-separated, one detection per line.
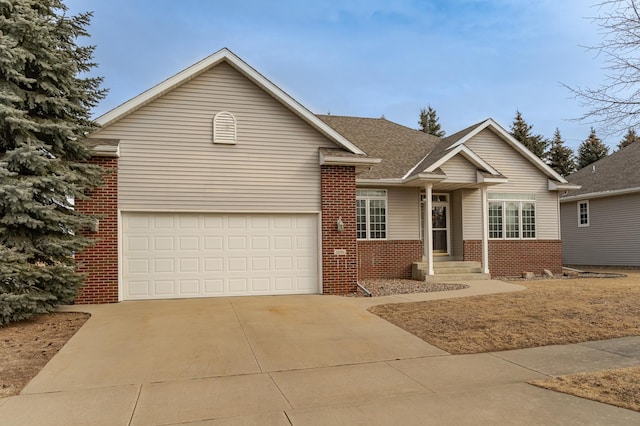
560 141 640 267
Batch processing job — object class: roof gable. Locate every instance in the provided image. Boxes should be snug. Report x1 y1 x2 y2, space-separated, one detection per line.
96 48 364 155
445 119 567 183
562 141 640 200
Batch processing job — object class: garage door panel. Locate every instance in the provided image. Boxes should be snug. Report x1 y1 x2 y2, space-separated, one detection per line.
123 213 318 300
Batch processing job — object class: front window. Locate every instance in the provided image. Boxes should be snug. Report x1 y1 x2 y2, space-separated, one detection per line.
488 193 536 239
356 189 387 239
578 201 589 227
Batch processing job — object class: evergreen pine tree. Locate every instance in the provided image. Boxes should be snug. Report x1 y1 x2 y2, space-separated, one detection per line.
546 128 576 177
577 128 609 169
617 128 640 150
509 110 547 158
0 0 107 324
418 105 445 137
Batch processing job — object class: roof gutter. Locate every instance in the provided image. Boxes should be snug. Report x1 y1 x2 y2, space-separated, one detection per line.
549 180 581 191
560 186 640 202
319 153 381 167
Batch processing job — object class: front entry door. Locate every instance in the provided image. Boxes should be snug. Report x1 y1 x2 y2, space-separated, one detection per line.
421 193 450 255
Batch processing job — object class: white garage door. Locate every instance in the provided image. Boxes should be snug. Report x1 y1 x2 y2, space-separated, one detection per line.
122 213 319 300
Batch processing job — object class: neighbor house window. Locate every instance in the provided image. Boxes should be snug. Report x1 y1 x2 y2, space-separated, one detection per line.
213 111 237 144
488 193 536 239
356 189 387 239
578 201 589 227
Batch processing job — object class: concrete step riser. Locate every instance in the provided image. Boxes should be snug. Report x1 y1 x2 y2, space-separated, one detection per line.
424 273 491 282
415 262 481 270
412 263 489 281
433 268 483 274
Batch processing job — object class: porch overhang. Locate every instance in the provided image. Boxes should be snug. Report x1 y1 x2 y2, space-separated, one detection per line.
357 169 509 190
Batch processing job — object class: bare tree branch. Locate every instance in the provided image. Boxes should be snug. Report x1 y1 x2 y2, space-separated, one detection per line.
568 0 640 135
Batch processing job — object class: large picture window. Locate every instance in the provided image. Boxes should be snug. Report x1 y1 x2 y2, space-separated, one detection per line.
356 189 387 239
488 193 536 239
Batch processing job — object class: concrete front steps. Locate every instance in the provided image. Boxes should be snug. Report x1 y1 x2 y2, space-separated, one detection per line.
412 257 490 282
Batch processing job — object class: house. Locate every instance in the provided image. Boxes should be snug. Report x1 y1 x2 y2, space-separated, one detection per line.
560 141 640 267
75 48 577 304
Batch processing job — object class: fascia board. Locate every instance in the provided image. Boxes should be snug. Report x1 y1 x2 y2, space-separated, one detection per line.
356 178 406 186
92 145 120 157
319 154 381 167
426 145 500 176
548 180 581 191
484 119 568 183
560 186 640 202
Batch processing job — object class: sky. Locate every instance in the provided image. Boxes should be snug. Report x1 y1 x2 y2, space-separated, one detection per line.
65 0 614 150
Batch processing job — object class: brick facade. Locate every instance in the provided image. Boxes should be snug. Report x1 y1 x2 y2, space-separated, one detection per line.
357 240 423 280
320 165 358 294
463 239 563 278
75 157 119 304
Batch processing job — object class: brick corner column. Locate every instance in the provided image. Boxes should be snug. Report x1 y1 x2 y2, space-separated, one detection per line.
75 156 119 304
320 165 358 295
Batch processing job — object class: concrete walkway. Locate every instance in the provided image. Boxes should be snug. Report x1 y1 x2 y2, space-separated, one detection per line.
1 280 639 425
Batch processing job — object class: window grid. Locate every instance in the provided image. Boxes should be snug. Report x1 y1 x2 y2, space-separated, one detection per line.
356 199 367 239
356 190 387 240
488 194 536 240
488 202 503 238
578 201 589 227
505 202 520 239
521 202 536 238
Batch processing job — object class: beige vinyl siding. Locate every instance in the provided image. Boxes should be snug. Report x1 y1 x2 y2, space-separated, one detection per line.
462 189 482 240
387 187 420 240
561 193 640 266
92 62 336 212
439 155 477 183
451 189 463 258
465 129 560 240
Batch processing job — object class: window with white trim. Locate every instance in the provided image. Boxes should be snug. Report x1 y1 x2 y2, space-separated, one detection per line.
356 189 387 239
578 201 589 227
213 111 237 144
488 193 536 239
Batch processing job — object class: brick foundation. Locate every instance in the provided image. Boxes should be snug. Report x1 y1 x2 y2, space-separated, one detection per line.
320 165 358 294
463 239 563 277
75 157 119 304
357 240 423 280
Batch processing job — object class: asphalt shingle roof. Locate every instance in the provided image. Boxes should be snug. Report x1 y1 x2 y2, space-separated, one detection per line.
562 141 640 198
317 115 441 179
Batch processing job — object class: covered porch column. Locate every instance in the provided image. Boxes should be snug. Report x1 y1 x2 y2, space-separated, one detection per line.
480 184 490 274
422 183 434 276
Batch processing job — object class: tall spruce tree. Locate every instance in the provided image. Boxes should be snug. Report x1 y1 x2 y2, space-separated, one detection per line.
418 105 445 137
617 128 640 150
0 0 106 324
577 127 609 169
546 128 576 177
509 110 547 158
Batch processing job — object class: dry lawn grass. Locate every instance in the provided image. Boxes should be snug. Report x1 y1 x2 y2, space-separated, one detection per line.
531 367 640 412
370 271 640 412
369 272 640 354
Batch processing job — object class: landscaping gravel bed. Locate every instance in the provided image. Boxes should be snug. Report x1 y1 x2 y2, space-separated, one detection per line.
358 279 469 297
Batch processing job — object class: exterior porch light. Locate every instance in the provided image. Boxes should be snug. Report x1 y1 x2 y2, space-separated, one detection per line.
336 217 344 232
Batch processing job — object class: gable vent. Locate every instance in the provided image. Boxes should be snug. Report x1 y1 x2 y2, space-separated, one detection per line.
213 111 237 144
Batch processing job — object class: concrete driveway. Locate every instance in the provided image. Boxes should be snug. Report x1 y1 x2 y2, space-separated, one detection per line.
1 286 640 425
